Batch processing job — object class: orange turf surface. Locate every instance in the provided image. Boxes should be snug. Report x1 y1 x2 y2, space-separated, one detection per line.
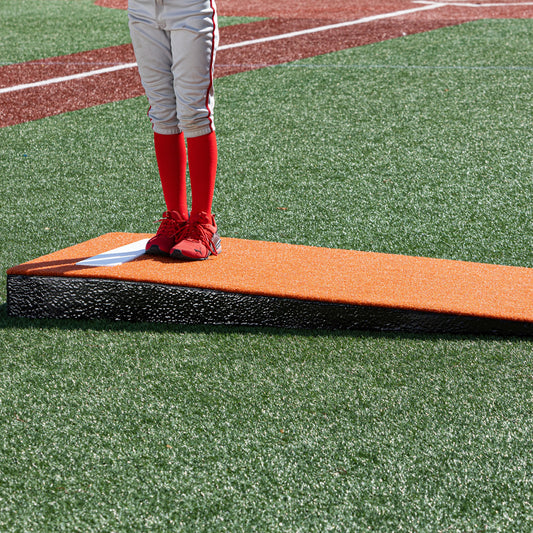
7 232 533 324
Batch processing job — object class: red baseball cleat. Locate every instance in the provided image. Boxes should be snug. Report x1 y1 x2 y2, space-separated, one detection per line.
145 210 188 256
170 211 221 261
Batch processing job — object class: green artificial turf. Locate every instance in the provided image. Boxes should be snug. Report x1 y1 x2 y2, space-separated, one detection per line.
1 323 532 531
215 19 533 267
0 0 261 65
1 17 533 532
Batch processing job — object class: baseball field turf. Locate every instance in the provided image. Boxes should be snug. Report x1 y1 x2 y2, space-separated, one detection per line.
1 0 532 530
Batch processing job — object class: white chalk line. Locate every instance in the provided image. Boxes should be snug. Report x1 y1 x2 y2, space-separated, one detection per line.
415 1 533 6
0 63 139 95
0 3 445 95
218 3 446 49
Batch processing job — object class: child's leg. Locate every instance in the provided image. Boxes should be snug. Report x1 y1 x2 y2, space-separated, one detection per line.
169 3 218 216
129 19 188 216
129 20 189 254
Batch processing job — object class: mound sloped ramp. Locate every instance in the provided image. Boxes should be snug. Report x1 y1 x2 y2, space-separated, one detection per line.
6 233 533 336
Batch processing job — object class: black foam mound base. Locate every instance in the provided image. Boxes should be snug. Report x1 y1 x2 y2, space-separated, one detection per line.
7 275 533 337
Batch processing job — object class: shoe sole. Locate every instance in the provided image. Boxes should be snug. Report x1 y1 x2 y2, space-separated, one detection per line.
170 236 222 261
170 249 216 261
145 245 170 257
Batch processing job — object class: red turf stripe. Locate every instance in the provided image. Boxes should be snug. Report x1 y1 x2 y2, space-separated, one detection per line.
2 2 532 127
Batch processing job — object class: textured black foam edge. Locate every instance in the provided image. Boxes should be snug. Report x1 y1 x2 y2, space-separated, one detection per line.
6 274 533 336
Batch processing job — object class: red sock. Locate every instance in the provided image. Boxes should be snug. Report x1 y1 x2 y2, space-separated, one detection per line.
153 132 188 217
187 131 217 215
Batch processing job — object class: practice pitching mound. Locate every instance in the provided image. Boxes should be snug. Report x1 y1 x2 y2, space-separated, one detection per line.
6 233 533 336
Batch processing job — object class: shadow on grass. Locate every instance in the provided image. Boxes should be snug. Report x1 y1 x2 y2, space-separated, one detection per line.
0 303 529 343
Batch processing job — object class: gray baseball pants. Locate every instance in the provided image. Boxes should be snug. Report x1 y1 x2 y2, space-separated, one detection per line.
128 0 218 137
